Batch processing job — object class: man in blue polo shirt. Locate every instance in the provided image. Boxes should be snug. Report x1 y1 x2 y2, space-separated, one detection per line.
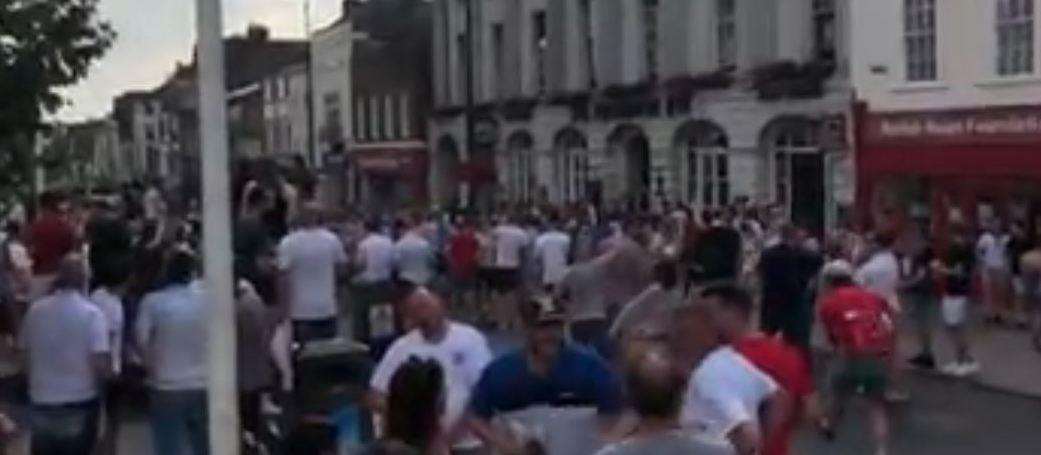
467 297 623 453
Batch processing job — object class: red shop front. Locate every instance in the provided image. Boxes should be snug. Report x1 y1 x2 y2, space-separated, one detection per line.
352 142 429 213
855 104 1041 238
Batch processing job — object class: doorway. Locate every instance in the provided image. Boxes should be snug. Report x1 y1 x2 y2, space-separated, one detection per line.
790 154 825 235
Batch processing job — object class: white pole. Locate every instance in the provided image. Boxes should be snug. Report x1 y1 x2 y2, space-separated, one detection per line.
195 0 240 454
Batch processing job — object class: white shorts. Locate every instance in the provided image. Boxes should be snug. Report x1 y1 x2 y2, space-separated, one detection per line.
942 296 969 327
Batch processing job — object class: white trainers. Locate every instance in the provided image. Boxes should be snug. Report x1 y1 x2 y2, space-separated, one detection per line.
958 360 981 376
940 362 963 376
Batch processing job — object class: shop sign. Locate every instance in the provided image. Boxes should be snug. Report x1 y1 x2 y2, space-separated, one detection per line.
862 106 1041 146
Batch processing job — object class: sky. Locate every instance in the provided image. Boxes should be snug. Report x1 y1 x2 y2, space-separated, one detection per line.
55 0 346 122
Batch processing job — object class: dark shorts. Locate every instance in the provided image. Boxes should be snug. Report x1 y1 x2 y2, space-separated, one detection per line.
483 268 520 292
832 356 889 400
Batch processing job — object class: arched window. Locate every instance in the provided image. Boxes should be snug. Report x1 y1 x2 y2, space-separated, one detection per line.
555 129 589 203
769 122 819 210
507 132 535 203
676 121 729 208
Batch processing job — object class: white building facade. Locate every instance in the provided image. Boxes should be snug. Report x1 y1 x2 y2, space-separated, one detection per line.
429 0 856 232
850 0 1041 230
263 63 311 159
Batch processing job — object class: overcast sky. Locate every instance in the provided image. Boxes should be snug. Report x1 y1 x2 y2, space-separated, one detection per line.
55 0 345 122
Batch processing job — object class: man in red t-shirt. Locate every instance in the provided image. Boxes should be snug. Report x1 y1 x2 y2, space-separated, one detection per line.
817 260 894 455
27 192 77 299
707 284 815 455
445 217 480 317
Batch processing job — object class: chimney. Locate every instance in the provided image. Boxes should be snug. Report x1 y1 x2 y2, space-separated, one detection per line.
246 24 270 41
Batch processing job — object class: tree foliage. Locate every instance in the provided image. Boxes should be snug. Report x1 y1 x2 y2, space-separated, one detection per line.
0 0 115 198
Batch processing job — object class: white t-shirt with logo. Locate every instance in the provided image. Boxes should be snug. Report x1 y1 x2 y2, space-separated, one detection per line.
353 233 395 284
20 291 110 404
681 346 778 442
370 322 493 434
278 228 348 321
493 225 530 269
90 287 124 375
535 230 572 286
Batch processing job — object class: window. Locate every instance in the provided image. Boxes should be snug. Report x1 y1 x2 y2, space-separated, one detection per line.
685 130 729 208
456 33 468 103
532 11 548 94
771 125 818 210
492 23 505 99
997 0 1035 75
384 95 395 140
904 0 937 81
813 0 837 62
323 92 343 145
369 96 380 140
643 0 660 79
717 0 737 67
355 99 365 140
399 93 411 138
581 0 596 88
441 0 452 103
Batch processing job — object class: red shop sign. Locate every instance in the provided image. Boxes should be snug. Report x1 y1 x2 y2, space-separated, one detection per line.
861 105 1041 147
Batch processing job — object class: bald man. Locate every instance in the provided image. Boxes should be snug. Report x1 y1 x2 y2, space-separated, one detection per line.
596 347 731 455
368 288 492 449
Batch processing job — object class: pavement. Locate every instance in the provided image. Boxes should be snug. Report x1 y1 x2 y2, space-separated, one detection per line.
889 312 1041 399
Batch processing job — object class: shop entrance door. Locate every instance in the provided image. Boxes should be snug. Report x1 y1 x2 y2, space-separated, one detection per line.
791 154 825 235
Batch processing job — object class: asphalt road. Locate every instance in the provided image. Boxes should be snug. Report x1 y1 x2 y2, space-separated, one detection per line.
793 372 1041 454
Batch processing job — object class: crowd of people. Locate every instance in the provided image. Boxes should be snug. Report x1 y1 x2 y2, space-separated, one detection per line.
1 160 1041 455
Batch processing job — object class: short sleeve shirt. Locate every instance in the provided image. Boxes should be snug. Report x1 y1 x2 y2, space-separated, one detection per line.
534 231 572 285
370 322 492 431
353 233 395 284
21 291 109 404
681 346 779 442
278 228 348 320
469 345 623 420
493 225 529 269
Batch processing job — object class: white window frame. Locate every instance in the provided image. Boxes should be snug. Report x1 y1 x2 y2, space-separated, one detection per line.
687 146 729 208
770 126 820 218
904 0 938 82
997 0 1035 76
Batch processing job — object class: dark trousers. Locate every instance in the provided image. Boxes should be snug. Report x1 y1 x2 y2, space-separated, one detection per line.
149 389 209 455
30 399 100 455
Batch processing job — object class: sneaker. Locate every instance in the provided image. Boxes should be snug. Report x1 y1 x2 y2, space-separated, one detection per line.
884 389 911 404
958 360 981 376
909 353 936 370
940 362 964 376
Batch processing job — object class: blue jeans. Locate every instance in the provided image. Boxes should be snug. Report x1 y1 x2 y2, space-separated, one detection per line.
149 389 209 455
30 399 100 455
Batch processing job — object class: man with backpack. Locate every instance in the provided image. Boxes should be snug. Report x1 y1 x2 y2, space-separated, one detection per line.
817 260 895 455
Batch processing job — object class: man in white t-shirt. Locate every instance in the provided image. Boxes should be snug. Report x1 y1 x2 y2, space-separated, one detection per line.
369 287 492 449
278 207 348 345
489 216 530 329
533 214 572 292
351 219 396 343
855 234 901 312
90 281 125 455
977 224 1012 322
136 250 209 455
393 218 436 287
673 299 786 455
21 255 110 453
